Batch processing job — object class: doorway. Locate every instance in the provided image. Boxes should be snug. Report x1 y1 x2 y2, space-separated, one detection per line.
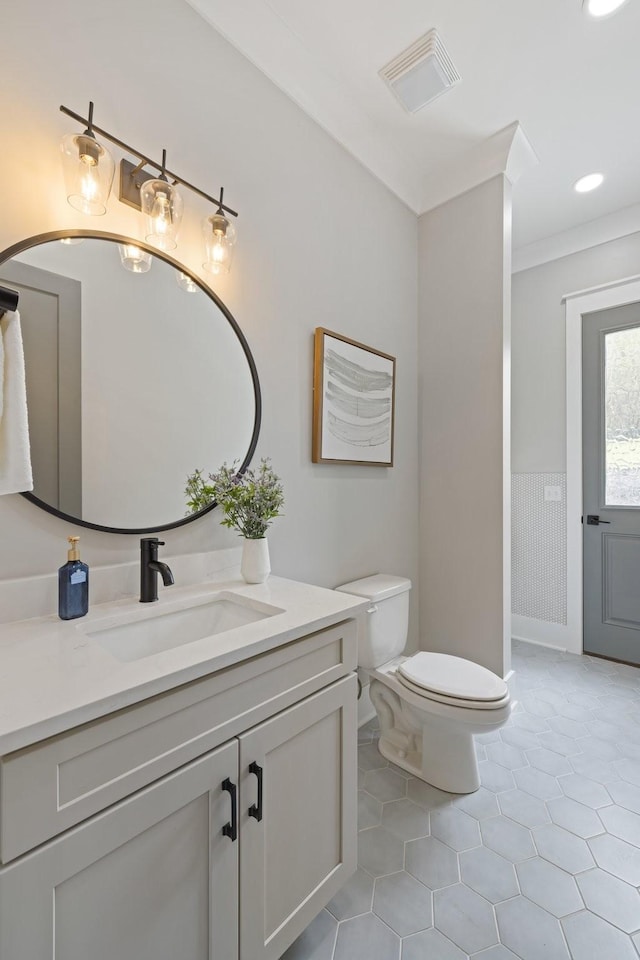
0 260 82 516
564 275 640 659
582 303 640 664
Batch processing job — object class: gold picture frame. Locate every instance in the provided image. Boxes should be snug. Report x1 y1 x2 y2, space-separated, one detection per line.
312 327 395 466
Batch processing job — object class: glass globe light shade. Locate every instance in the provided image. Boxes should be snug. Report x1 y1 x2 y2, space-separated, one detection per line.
118 244 152 274
61 132 115 216
176 271 198 293
202 212 237 275
140 178 183 251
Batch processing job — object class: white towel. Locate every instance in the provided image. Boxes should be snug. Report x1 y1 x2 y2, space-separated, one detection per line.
0 310 33 495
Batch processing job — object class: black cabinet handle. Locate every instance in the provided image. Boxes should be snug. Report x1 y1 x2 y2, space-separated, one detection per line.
248 762 263 822
222 778 238 841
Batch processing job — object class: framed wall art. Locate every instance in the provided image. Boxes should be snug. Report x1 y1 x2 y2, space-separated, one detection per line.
312 327 396 466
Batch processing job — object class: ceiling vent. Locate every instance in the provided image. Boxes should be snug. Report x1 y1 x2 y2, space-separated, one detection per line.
379 29 461 113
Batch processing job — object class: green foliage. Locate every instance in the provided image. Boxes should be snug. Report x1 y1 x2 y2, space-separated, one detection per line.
185 459 284 539
185 469 216 515
606 328 640 440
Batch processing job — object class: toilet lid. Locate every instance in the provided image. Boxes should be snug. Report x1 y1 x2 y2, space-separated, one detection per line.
398 652 508 702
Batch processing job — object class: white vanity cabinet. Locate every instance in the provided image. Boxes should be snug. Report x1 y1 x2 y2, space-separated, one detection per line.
239 675 356 960
0 619 358 960
0 741 240 960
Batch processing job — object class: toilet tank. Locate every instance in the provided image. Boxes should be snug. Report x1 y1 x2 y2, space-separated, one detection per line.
335 574 411 669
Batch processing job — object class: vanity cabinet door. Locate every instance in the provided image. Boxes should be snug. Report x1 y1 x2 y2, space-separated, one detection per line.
238 674 357 960
0 741 239 960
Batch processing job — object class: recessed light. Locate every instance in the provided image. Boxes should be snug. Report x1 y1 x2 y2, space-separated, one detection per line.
583 0 629 18
574 173 604 193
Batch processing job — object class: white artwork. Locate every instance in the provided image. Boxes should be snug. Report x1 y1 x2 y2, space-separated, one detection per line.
312 328 395 465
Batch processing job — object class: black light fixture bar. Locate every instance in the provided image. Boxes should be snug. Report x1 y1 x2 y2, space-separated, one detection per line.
60 103 238 218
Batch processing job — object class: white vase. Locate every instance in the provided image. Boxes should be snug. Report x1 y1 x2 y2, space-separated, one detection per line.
241 537 270 584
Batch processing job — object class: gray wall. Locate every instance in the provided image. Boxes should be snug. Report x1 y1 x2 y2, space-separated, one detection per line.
513 232 640 472
0 0 419 646
418 176 512 677
512 230 640 634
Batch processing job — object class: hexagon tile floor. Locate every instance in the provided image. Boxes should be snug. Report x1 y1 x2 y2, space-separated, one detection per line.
281 640 640 960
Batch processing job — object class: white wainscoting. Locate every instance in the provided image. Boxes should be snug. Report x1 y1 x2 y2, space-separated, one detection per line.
512 473 567 624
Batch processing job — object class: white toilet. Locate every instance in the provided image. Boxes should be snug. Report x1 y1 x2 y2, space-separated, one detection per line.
335 574 511 794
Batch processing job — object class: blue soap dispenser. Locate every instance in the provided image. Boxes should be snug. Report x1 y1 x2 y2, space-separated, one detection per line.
58 535 89 620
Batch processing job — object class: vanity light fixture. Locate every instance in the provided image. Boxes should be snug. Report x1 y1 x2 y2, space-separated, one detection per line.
574 172 604 192
60 102 115 216
59 102 239 269
139 150 183 251
202 190 238 276
118 243 152 274
176 271 199 293
583 0 629 17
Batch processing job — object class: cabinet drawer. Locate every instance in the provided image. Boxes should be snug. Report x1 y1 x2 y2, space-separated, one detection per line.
1 619 356 863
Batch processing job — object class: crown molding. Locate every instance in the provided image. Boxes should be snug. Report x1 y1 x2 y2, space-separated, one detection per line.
513 201 640 273
418 122 539 215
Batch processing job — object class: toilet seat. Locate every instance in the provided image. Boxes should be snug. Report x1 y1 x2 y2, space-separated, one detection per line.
396 652 509 710
396 673 510 711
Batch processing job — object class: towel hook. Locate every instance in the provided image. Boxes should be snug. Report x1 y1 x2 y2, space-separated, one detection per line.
0 284 19 319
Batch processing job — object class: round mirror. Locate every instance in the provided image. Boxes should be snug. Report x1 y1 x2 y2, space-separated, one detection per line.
0 231 260 532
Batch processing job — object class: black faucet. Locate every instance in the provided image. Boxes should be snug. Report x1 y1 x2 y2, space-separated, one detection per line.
140 537 175 602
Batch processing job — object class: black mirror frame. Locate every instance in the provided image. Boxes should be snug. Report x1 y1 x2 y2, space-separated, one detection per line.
0 229 261 534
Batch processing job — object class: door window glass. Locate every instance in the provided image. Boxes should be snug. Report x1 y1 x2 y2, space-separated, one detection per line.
605 325 640 506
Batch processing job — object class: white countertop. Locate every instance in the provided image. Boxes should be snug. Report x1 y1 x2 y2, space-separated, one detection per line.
0 576 368 755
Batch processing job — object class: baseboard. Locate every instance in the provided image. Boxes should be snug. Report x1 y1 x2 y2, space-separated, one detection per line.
512 614 577 653
512 635 567 653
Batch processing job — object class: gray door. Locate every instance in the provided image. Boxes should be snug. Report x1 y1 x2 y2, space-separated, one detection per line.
0 260 81 516
583 302 640 663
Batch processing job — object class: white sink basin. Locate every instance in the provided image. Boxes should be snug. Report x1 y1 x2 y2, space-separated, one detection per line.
86 592 283 662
